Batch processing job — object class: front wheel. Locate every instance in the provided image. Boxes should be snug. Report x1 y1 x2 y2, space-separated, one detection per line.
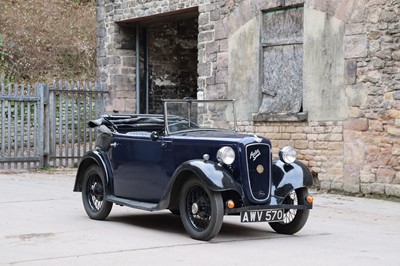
179 178 224 241
81 165 113 220
269 187 310 235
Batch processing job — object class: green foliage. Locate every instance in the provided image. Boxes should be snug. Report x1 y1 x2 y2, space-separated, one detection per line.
41 166 56 171
0 33 15 84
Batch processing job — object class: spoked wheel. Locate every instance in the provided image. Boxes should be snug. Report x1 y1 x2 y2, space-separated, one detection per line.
269 187 310 235
179 178 224 241
82 165 113 220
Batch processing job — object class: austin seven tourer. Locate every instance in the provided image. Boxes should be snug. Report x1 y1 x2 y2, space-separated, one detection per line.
73 99 314 240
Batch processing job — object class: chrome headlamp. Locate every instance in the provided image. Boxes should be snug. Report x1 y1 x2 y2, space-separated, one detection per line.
217 146 235 165
279 146 297 164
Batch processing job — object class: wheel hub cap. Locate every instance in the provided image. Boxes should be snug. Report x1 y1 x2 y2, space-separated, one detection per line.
191 203 199 214
90 183 103 201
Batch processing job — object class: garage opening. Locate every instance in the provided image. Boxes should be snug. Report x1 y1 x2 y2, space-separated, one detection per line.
122 9 199 114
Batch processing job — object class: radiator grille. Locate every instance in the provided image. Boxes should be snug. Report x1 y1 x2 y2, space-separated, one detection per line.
245 143 271 201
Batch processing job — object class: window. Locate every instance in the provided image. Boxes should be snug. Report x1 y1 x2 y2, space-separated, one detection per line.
257 7 305 119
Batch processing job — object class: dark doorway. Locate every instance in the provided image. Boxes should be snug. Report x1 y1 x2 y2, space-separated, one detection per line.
136 12 198 114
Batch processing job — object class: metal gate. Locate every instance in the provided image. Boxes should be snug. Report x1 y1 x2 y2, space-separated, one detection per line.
0 81 108 171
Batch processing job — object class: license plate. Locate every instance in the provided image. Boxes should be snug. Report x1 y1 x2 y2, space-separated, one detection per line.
240 209 284 223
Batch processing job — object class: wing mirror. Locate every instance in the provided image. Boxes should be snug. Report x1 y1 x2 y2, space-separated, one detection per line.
150 131 159 141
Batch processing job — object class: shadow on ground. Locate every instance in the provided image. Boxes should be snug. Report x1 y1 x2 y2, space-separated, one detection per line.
106 211 283 240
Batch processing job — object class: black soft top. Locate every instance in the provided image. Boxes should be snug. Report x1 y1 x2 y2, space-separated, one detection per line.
88 114 184 133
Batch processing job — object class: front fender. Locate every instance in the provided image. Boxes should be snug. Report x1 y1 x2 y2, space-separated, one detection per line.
271 160 313 199
158 159 241 210
173 159 240 192
73 150 112 192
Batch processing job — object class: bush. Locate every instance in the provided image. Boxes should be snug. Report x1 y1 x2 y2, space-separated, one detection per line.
0 0 96 84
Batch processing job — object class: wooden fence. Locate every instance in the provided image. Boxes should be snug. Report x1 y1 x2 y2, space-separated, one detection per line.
0 81 108 170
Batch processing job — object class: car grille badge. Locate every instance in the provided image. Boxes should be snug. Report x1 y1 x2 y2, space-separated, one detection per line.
249 149 261 161
256 164 264 174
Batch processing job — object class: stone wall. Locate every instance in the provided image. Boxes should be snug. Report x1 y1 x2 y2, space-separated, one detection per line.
237 120 344 190
197 0 400 197
96 0 199 113
97 0 400 197
343 0 400 196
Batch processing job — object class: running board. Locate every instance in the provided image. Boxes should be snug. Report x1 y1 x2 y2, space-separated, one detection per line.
106 195 159 211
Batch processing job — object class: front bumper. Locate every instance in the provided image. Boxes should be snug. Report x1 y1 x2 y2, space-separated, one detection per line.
225 203 313 215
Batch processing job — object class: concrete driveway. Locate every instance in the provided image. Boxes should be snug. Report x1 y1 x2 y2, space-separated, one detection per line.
0 170 399 265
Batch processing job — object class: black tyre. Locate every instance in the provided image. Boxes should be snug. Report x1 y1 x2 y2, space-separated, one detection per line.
82 165 113 220
269 187 310 235
179 178 224 241
169 209 180 215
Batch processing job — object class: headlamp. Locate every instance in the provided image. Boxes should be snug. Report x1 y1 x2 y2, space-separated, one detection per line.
279 146 297 164
217 146 235 165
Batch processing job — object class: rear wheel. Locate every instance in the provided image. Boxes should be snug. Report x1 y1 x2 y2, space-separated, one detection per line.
179 178 224 241
269 187 310 235
82 165 113 220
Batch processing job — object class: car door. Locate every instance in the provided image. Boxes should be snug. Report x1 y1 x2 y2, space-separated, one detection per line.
109 133 169 203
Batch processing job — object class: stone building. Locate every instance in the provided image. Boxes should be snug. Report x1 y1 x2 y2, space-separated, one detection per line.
96 0 400 197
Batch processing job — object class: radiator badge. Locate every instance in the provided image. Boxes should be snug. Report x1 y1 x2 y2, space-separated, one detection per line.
256 164 264 174
249 149 261 161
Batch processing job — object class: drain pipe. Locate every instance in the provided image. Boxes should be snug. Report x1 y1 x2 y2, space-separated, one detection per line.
136 23 140 114
144 28 149 114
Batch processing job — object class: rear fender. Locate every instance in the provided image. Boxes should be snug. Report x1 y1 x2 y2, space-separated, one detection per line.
73 150 112 193
271 160 313 199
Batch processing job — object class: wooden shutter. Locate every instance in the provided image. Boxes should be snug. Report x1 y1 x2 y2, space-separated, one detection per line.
259 7 304 114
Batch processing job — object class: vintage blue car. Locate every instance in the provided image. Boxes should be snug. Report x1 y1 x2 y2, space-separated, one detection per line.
73 99 313 241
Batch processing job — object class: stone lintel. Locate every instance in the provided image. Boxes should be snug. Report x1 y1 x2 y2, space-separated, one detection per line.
252 112 308 122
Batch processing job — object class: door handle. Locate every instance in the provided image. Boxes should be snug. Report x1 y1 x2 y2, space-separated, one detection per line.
110 142 118 148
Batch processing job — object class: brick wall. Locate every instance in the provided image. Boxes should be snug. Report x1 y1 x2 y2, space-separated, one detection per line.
236 120 344 191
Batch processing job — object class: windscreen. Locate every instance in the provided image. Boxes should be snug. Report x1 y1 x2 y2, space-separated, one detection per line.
164 100 237 134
